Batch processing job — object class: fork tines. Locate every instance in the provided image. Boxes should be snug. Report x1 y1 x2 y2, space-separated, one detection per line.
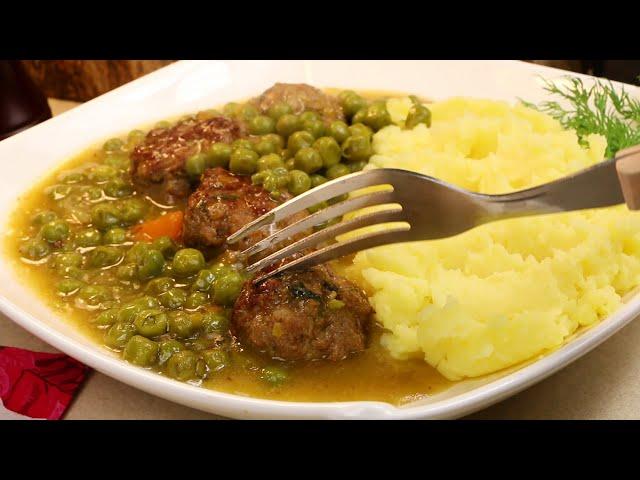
226 169 411 282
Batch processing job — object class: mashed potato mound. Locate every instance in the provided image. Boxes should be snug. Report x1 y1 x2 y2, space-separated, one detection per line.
344 97 640 381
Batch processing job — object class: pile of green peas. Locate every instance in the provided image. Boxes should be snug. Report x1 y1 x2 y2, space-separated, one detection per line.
182 91 400 199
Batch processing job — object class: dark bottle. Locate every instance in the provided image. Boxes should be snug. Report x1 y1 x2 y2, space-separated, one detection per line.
0 60 52 141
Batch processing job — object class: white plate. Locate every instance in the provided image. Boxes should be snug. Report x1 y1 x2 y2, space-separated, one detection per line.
1 60 639 419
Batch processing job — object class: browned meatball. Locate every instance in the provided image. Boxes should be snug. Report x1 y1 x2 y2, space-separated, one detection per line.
182 167 276 252
131 116 243 203
232 265 372 361
252 83 344 122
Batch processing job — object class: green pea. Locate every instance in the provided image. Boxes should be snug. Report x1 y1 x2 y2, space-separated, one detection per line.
103 228 127 245
310 174 328 188
20 238 51 260
405 95 432 129
349 160 368 172
223 102 241 117
299 111 319 123
134 309 168 337
123 336 159 367
185 153 207 179
137 249 165 280
276 114 301 137
126 242 152 264
257 153 284 172
341 135 373 162
60 171 86 184
89 164 119 182
41 220 70 243
349 123 373 138
352 107 369 124
54 251 83 268
287 131 315 155
229 148 259 175
238 104 259 122
192 269 215 292
77 285 111 307
263 133 285 150
75 228 102 247
87 246 123 268
91 203 121 230
340 92 367 119
302 118 325 139
168 312 195 339
127 129 146 146
57 278 84 295
294 147 323 174
362 101 392 131
118 198 147 224
116 263 138 281
158 339 184 365
105 322 137 349
254 138 279 157
103 138 124 153
159 288 187 309
151 236 176 258
287 170 311 196
267 102 293 120
285 158 296 171
232 139 254 151
185 291 209 310
260 366 289 385
206 143 232 168
202 349 229 373
166 351 202 381
130 296 162 310
327 120 350 143
85 187 104 201
325 163 351 180
251 171 268 186
202 311 230 333
262 167 290 192
104 154 131 171
146 276 174 294
32 210 57 226
249 115 276 135
213 271 245 306
93 308 119 326
313 137 341 168
104 178 133 198
172 248 205 277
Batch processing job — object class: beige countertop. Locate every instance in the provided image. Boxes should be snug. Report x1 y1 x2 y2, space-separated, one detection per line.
2 99 638 420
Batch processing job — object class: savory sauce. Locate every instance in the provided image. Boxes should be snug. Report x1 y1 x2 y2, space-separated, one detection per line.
5 88 451 405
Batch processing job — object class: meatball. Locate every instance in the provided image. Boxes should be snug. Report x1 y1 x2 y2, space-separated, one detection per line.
252 83 344 122
231 265 372 361
131 116 243 203
182 167 276 252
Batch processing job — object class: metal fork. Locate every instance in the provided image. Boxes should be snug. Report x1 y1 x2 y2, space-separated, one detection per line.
228 145 640 282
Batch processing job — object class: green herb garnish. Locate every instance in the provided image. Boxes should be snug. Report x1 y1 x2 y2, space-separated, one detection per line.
522 76 640 157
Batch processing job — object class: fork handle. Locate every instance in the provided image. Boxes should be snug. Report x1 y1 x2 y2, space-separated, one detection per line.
616 145 640 210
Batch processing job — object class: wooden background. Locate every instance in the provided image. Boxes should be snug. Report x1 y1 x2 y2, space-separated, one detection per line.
19 60 591 103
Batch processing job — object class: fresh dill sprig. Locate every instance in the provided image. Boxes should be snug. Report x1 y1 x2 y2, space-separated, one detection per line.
521 76 640 157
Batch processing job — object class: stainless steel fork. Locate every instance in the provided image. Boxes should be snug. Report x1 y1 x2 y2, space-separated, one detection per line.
227 145 640 282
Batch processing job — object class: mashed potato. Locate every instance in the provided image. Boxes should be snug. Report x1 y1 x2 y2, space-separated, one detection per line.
344 97 640 381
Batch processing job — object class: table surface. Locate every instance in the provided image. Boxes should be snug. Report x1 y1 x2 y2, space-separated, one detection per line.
3 98 638 420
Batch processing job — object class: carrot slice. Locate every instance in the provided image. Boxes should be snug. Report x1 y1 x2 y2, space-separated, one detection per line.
131 210 184 242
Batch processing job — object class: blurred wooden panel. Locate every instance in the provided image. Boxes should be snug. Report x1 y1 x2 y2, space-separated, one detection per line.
526 60 585 74
20 60 175 102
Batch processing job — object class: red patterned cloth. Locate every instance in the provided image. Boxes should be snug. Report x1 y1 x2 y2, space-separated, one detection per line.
0 346 90 420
